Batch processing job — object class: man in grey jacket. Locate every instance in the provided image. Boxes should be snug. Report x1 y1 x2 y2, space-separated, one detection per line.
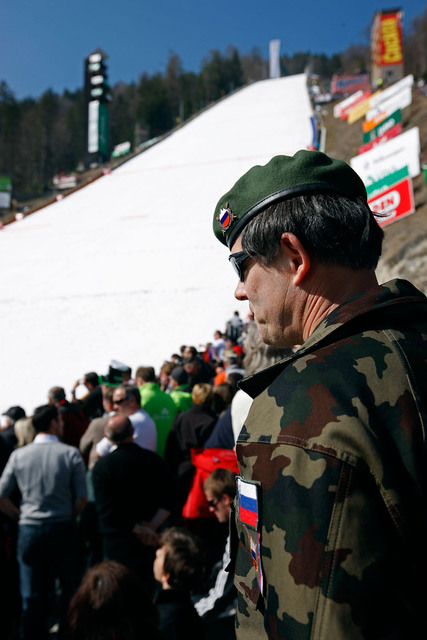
0 404 87 640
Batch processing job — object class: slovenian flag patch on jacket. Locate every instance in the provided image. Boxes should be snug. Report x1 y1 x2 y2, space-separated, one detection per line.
237 477 259 529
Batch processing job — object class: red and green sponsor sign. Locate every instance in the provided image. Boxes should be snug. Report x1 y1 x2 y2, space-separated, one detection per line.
363 109 402 144
359 121 402 154
367 166 415 227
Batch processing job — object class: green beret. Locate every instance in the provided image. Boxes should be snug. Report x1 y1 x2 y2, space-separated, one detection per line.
213 150 368 248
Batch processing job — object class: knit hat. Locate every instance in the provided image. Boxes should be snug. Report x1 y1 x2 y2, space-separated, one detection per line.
213 150 367 248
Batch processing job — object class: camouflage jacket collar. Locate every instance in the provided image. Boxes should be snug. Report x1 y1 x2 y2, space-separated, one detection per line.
240 278 427 399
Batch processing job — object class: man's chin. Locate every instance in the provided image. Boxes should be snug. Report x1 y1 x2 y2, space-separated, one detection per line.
256 322 293 349
255 321 274 346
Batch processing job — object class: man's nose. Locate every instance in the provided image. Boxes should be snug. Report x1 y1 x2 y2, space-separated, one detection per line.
234 279 248 301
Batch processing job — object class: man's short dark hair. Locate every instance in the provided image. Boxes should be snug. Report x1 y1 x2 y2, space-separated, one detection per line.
135 366 156 383
170 366 188 386
84 372 99 387
242 194 384 270
204 468 236 500
226 372 243 395
32 404 58 433
160 527 205 592
121 384 141 407
48 386 66 403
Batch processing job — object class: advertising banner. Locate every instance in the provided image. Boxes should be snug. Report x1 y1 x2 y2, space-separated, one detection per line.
363 109 402 143
347 91 380 125
369 74 413 108
112 141 131 158
0 176 11 192
341 91 372 121
333 91 363 118
269 40 281 79
379 12 403 66
366 165 408 198
331 74 370 96
88 101 109 156
0 193 11 208
368 172 415 228
363 111 386 133
366 85 412 122
0 176 12 209
350 127 420 187
88 100 99 153
359 122 402 154
98 103 109 157
52 174 78 190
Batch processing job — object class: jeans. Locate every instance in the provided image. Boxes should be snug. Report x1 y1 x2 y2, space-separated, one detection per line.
17 521 81 640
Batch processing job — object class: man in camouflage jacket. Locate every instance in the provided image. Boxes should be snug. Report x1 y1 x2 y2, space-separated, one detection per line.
212 151 427 639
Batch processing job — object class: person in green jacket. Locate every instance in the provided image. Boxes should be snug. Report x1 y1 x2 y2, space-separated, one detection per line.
168 366 193 414
135 366 177 458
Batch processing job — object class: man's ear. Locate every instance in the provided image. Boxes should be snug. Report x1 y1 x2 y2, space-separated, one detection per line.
223 493 232 507
280 232 311 285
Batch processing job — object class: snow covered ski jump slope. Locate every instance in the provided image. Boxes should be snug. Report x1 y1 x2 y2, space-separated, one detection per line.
0 74 313 413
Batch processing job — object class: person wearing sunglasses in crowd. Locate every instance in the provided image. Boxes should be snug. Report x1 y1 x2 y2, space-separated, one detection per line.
212 150 427 639
193 468 237 639
96 384 157 457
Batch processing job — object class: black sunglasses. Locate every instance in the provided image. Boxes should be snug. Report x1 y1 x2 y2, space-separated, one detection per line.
207 498 218 508
113 396 129 405
228 250 251 281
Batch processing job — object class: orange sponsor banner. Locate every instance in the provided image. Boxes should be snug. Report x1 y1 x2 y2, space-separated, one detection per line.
380 13 403 66
363 110 388 133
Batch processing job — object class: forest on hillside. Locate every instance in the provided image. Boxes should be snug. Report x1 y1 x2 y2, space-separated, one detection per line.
1 7 426 199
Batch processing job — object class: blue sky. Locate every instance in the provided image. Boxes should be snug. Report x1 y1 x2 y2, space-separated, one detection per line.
1 0 425 99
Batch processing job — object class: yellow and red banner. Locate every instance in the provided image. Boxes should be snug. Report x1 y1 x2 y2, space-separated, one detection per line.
379 13 403 66
347 91 380 125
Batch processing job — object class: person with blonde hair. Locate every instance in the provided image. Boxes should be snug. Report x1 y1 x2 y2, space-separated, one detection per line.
191 383 213 406
14 417 35 447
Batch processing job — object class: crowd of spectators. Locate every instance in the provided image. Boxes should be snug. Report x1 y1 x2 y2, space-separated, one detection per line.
0 310 293 640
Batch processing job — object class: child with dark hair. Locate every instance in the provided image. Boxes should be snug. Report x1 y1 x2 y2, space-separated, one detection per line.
154 527 206 640
64 561 160 640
